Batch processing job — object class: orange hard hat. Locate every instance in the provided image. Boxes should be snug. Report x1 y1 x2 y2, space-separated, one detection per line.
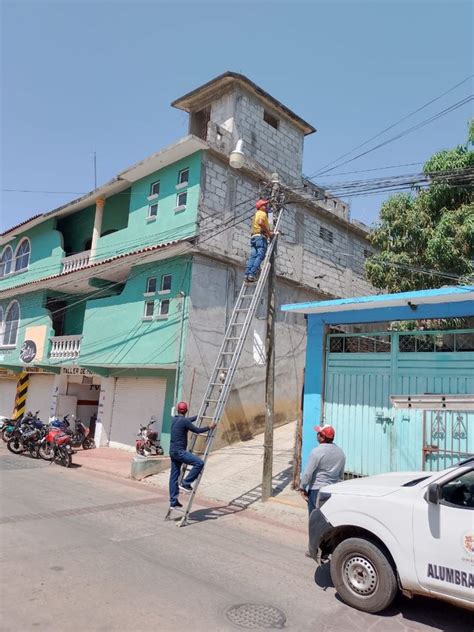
256 199 269 210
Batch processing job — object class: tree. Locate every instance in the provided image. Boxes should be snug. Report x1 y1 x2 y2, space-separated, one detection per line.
365 129 474 293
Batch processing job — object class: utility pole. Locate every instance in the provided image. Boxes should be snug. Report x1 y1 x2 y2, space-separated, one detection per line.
262 174 283 501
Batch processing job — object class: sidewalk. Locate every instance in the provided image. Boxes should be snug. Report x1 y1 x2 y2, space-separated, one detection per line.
144 420 307 524
73 421 307 519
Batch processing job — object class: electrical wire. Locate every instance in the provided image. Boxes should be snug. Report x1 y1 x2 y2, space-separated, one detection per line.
306 75 473 178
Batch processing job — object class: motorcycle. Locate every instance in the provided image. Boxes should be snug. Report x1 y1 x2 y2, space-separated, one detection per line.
1 417 17 442
7 412 45 458
64 414 95 450
47 414 95 450
39 425 72 467
135 417 164 456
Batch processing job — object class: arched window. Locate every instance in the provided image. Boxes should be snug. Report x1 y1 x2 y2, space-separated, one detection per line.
15 238 31 272
3 301 20 347
0 246 13 277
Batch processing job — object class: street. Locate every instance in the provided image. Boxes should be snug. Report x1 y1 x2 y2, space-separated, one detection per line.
0 448 471 632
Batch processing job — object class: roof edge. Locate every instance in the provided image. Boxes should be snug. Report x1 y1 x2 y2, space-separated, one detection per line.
172 71 316 136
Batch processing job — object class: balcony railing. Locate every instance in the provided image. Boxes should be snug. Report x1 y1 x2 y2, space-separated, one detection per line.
49 335 83 360
61 251 91 274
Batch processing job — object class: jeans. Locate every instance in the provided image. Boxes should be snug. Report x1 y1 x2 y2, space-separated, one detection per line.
307 488 320 517
245 235 268 277
169 449 204 507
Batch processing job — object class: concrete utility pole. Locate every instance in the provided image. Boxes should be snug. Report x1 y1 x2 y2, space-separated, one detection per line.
262 174 283 501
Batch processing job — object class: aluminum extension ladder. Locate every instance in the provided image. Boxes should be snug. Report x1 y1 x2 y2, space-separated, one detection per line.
166 208 284 526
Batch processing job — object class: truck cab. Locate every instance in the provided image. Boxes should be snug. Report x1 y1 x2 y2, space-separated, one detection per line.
309 460 474 613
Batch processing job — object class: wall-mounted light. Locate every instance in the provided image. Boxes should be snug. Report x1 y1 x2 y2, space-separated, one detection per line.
229 139 245 169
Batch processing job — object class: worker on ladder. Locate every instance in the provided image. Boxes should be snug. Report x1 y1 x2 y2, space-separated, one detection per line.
245 199 274 283
168 401 216 510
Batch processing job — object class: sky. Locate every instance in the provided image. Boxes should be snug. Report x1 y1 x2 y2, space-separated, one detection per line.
1 0 473 233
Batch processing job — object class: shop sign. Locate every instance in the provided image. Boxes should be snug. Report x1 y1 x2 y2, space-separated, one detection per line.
19 340 37 364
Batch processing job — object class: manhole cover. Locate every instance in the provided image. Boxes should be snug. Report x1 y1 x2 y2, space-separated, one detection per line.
225 604 286 629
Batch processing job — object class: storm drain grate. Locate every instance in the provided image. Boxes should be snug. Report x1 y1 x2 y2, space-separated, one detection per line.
225 604 286 629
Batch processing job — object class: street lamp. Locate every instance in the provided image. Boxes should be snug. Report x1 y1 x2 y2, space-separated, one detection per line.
229 139 245 169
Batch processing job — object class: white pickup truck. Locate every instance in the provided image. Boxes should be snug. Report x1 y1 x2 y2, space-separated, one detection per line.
308 458 474 613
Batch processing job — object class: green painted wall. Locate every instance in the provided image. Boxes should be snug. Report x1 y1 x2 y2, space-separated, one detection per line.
77 257 192 369
62 300 87 335
94 152 201 260
56 207 95 255
0 151 202 293
0 291 55 369
0 219 63 291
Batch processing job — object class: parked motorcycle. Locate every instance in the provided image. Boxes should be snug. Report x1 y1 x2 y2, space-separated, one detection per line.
136 417 164 456
7 412 45 458
1 417 17 442
39 425 72 467
63 414 95 450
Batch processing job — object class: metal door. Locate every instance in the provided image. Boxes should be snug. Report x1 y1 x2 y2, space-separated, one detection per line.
422 410 472 471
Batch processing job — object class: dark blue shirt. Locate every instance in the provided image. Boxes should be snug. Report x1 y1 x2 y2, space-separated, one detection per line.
169 415 209 454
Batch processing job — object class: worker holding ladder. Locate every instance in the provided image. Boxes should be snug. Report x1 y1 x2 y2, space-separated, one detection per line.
168 401 216 510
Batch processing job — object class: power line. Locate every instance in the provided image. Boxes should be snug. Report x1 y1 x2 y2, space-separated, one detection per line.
306 75 473 178
312 95 474 178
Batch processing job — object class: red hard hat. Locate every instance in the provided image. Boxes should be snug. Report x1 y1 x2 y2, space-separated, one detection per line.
314 425 335 440
256 199 269 210
177 401 188 414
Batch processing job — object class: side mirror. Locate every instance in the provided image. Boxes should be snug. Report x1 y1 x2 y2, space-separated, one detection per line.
427 483 440 504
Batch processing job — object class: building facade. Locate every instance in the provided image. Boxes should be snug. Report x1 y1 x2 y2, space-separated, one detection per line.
282 287 474 476
0 72 374 452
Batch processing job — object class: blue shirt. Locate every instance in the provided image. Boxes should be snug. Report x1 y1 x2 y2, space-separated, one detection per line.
169 415 210 454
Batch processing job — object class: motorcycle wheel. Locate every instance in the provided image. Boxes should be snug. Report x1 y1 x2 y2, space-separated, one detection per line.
2 427 13 443
7 436 24 454
38 443 54 460
55 447 71 468
82 438 95 450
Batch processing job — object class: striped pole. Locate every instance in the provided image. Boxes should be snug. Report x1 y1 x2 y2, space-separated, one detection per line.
13 371 29 420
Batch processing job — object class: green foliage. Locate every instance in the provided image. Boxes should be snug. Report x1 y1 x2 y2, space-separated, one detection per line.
365 134 474 293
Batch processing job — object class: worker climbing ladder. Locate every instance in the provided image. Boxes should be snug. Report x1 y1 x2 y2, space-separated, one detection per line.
165 178 285 526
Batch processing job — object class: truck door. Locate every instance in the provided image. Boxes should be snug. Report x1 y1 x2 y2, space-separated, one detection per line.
413 467 474 602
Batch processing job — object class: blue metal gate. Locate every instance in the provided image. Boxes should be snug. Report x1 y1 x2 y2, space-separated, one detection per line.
324 329 474 476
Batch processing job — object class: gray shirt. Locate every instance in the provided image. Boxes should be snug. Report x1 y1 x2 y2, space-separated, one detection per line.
300 442 346 491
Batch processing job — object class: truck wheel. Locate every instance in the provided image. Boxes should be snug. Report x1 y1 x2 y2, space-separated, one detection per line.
330 537 398 613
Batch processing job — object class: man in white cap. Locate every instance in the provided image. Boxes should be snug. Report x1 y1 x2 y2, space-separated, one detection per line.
299 424 346 516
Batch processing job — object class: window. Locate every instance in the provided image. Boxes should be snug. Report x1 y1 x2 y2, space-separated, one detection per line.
160 274 172 292
148 203 158 219
3 301 20 346
143 301 154 319
319 226 334 243
0 246 13 277
146 277 157 294
440 470 474 508
150 181 160 196
178 168 189 186
14 238 31 272
263 109 279 130
176 191 187 208
159 299 170 317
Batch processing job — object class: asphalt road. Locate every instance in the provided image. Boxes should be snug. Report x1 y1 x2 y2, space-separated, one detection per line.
0 448 471 632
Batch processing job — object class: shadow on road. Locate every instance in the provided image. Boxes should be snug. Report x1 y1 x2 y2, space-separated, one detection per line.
183 465 294 525
313 563 472 631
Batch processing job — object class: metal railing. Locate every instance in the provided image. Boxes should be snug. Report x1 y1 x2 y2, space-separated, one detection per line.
49 335 83 359
61 251 91 274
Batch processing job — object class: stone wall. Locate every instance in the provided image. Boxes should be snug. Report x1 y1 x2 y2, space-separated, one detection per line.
198 153 373 298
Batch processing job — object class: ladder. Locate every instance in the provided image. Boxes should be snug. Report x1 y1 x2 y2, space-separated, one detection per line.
169 207 284 526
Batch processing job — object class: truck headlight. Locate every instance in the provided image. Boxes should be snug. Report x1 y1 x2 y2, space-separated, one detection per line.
317 492 331 508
